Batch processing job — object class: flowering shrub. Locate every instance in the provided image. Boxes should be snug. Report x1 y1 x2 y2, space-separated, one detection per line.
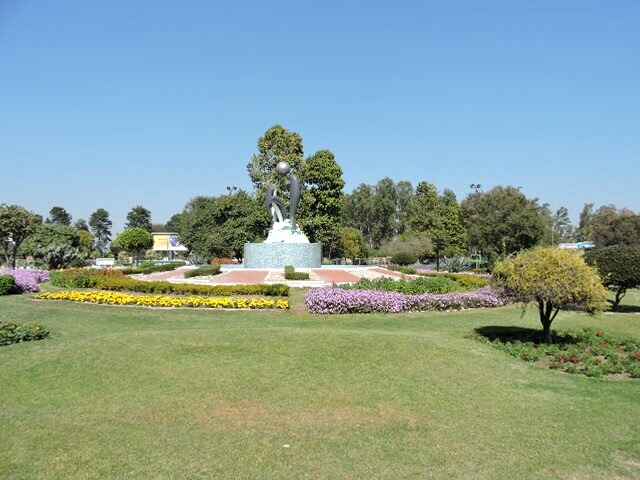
37 290 289 310
0 269 49 293
305 287 505 314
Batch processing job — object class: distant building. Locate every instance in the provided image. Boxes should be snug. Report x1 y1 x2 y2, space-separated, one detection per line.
558 241 595 250
152 232 188 259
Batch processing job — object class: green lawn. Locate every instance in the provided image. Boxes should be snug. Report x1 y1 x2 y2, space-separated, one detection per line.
1 290 640 479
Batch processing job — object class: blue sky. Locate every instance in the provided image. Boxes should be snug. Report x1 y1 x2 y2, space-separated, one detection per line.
2 1 638 232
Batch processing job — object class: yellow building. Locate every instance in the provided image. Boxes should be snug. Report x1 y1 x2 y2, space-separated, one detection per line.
152 232 188 259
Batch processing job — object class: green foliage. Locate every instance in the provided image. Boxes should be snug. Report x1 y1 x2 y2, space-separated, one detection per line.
0 321 50 346
585 245 640 310
164 213 184 232
284 265 309 280
298 150 345 257
340 227 367 261
0 204 42 268
0 275 17 295
178 191 269 262
74 219 89 231
390 252 417 266
121 262 184 275
183 265 222 278
115 228 153 263
247 124 305 192
126 205 152 232
592 209 640 248
50 268 288 296
476 327 640 378
461 186 548 261
46 206 72 226
494 247 608 342
411 271 490 290
20 224 86 269
343 179 415 248
343 276 460 294
379 231 433 262
89 208 112 254
440 256 473 273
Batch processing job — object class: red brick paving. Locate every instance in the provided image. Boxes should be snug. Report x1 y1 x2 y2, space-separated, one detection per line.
211 270 269 284
312 269 361 284
138 268 187 281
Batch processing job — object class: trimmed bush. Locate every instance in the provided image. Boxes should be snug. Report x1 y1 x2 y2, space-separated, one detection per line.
343 276 460 294
0 321 50 346
585 245 640 310
0 275 17 295
390 252 417 266
284 265 310 281
122 262 185 275
416 271 489 290
184 264 222 278
50 269 288 297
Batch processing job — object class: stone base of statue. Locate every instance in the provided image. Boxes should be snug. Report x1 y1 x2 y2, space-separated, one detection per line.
243 220 322 268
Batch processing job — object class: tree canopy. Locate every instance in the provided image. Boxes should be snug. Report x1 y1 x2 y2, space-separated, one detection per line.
47 206 72 226
585 245 640 310
89 208 112 254
494 247 607 343
126 205 152 232
0 204 42 268
115 228 153 264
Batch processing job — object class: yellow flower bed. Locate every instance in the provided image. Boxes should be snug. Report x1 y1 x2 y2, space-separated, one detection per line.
36 290 289 310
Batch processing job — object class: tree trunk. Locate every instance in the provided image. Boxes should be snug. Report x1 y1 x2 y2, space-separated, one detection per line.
538 299 556 344
611 288 626 311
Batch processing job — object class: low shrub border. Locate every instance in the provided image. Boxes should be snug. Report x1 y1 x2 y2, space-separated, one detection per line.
305 287 505 314
37 291 289 310
342 276 460 294
50 269 289 297
122 262 185 275
184 265 222 278
284 265 309 281
0 321 50 346
474 327 640 379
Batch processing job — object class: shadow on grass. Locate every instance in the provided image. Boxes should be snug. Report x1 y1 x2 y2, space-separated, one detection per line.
474 326 581 346
612 304 640 314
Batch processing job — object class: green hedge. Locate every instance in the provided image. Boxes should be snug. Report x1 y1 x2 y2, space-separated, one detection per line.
343 276 460 294
0 321 50 346
184 264 222 278
390 252 417 266
284 265 309 281
416 272 489 290
50 269 288 297
121 262 185 275
0 275 17 295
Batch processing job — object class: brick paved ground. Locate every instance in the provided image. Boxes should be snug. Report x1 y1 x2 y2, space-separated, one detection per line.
311 269 361 284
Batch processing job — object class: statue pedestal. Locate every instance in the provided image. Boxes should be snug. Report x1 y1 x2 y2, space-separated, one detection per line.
244 221 321 268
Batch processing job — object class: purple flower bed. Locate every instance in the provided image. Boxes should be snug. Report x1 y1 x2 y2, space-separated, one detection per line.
0 269 49 293
305 287 505 314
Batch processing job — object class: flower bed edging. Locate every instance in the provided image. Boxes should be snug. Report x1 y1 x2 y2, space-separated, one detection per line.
37 291 289 310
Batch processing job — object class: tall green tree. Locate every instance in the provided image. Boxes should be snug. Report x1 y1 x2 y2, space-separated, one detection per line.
408 181 440 232
343 184 376 248
126 205 152 232
298 150 345 257
0 204 42 268
74 218 89 231
178 191 270 262
550 206 575 244
47 206 72 226
89 208 112 254
461 186 547 262
247 125 305 192
592 210 640 247
576 203 594 242
165 213 184 233
394 181 414 236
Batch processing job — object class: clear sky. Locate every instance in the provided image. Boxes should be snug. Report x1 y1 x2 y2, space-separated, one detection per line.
2 0 638 233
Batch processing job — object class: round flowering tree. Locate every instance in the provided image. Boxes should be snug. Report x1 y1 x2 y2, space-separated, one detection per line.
115 228 153 265
493 247 608 343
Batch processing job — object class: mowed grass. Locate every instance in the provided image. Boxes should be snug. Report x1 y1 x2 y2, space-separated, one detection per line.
1 289 640 479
